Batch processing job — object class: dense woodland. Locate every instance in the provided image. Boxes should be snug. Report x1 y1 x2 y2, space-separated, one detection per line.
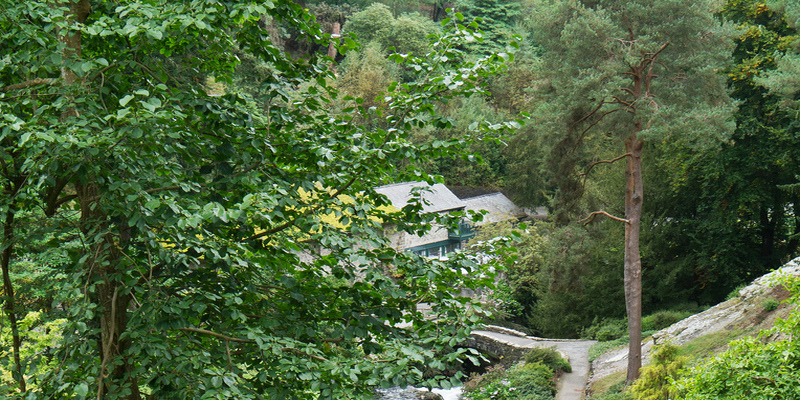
1 0 800 399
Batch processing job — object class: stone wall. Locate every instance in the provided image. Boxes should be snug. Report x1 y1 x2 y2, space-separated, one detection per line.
463 332 529 367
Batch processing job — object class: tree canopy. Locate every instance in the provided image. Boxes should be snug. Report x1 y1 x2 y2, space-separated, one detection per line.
0 1 518 398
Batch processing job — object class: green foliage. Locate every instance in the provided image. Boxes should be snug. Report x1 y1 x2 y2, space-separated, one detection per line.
389 12 443 55
343 4 441 56
645 0 800 306
671 276 800 400
422 95 515 188
470 221 546 326
672 335 800 399
454 0 523 53
763 298 780 311
462 362 556 400
489 281 525 320
641 310 693 332
343 3 395 44
583 318 628 342
522 347 571 374
472 220 629 338
507 0 738 327
0 1 517 398
755 0 800 110
589 381 634 400
727 284 747 300
530 223 626 338
337 41 399 109
0 312 67 390
628 343 687 400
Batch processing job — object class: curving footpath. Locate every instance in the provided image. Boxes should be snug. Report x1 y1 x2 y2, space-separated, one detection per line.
471 330 596 400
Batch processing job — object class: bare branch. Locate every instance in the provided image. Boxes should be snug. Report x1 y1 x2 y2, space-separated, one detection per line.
611 96 634 109
180 329 330 361
646 42 670 61
0 92 64 102
135 61 167 85
243 213 306 242
45 178 73 217
179 327 256 343
573 109 620 152
0 78 58 92
144 185 181 194
89 64 117 82
282 347 328 362
579 153 631 178
581 210 630 225
570 100 606 131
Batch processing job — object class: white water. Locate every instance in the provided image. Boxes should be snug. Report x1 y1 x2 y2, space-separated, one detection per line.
376 386 463 400
429 386 463 400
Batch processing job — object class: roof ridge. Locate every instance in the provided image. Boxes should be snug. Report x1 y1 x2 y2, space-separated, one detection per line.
462 192 504 201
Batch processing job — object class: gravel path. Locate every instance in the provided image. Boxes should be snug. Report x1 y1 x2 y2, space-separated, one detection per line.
472 330 596 400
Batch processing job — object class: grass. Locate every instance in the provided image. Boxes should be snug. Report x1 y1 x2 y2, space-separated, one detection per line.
588 370 627 399
589 338 628 362
588 331 657 362
677 328 747 361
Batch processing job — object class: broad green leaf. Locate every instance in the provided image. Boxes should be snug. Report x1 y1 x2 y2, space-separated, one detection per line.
119 95 134 106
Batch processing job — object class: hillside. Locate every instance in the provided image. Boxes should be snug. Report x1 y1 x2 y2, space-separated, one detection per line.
588 258 800 393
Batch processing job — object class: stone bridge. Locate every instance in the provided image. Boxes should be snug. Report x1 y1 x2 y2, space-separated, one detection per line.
464 326 536 364
465 326 597 400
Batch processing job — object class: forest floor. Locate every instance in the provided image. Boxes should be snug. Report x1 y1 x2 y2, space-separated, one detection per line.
587 258 800 396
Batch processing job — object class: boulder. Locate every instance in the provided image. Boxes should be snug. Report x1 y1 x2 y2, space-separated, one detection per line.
416 390 443 400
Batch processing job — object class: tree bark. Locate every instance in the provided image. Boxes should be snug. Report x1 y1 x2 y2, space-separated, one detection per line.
75 183 141 400
1 204 26 393
624 134 644 384
619 41 667 384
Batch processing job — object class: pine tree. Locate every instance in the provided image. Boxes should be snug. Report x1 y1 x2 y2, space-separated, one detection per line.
524 0 734 381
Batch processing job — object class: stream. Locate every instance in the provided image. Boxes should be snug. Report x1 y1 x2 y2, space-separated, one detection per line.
376 386 463 400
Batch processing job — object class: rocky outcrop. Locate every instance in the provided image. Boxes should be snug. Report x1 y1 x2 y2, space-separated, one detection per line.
589 258 800 388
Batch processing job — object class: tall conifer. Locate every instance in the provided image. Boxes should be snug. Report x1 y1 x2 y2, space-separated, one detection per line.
525 0 734 381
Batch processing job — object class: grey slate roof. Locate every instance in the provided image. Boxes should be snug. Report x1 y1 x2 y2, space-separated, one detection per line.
375 181 465 213
463 192 526 225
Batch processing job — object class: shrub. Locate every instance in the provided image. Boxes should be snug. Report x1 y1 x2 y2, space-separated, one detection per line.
641 310 692 332
592 392 634 400
462 361 557 400
762 298 779 312
523 347 572 373
507 362 556 399
490 281 525 320
671 336 800 400
342 3 393 44
582 318 628 341
726 283 747 300
628 343 687 400
462 365 506 394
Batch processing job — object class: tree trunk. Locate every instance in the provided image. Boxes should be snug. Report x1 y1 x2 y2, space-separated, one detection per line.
624 134 644 383
620 41 667 384
61 2 141 398
1 205 26 393
75 182 141 400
